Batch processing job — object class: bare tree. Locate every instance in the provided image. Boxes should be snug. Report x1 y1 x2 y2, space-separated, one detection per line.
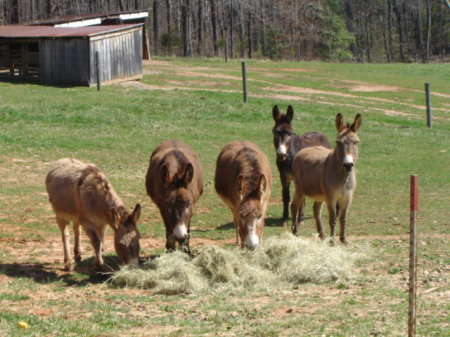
181 0 192 56
210 0 218 56
197 0 203 55
153 0 160 54
425 0 431 61
165 0 171 32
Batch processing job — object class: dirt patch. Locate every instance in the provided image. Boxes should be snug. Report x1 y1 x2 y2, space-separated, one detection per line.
252 67 316 73
176 70 242 81
165 79 231 87
120 80 240 94
349 84 402 92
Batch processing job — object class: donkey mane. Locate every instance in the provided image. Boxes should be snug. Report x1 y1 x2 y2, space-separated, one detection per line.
78 166 122 209
235 145 263 196
163 150 191 185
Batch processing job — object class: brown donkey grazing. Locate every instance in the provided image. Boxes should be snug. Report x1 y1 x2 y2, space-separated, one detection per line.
46 158 141 271
145 140 203 253
272 105 331 226
291 113 362 244
215 141 272 249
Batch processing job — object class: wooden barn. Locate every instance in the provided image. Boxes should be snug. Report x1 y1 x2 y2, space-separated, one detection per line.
30 10 150 60
0 24 143 86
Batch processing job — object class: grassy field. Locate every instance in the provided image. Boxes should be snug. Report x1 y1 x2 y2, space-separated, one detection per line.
0 58 449 336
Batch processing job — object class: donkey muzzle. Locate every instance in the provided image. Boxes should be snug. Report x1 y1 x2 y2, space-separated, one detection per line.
343 163 353 172
343 154 354 172
276 153 289 162
173 223 189 242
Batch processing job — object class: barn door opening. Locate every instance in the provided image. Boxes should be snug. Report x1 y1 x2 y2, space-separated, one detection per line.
0 41 39 81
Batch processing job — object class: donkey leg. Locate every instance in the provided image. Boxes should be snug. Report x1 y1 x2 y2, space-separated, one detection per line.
165 228 176 251
290 192 303 236
313 202 325 240
280 175 291 227
338 196 352 244
233 215 240 247
326 201 337 246
94 226 107 268
56 217 72 271
84 224 104 270
73 222 82 263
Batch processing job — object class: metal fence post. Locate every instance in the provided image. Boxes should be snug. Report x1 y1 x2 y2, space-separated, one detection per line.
242 60 248 103
408 175 419 337
96 51 101 91
425 83 431 128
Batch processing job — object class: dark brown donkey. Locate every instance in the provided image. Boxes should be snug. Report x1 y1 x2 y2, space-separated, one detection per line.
272 105 331 226
146 140 203 253
291 113 362 244
46 158 142 271
215 141 272 249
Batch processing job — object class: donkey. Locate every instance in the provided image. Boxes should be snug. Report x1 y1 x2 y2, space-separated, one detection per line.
46 158 142 272
145 140 203 253
215 141 272 249
272 105 331 226
291 113 362 244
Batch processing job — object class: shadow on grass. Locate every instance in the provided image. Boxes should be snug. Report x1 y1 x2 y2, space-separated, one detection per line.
0 255 124 287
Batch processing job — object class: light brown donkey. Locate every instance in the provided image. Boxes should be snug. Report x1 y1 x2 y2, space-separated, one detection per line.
215 141 272 249
145 140 203 253
291 113 362 244
46 158 142 271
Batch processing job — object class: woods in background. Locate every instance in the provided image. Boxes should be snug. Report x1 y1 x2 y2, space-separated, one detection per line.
1 0 449 62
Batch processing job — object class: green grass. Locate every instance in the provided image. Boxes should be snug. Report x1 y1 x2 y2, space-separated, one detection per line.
0 58 449 336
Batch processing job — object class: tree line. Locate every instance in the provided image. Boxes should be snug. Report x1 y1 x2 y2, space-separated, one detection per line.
1 0 449 62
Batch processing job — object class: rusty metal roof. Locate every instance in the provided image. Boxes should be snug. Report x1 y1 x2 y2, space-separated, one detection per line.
30 9 148 26
0 24 143 39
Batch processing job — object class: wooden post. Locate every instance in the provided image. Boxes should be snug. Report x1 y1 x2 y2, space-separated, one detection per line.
241 60 248 103
96 51 101 91
408 175 419 337
425 83 431 128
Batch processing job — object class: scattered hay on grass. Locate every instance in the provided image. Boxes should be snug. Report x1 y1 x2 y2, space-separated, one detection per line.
110 251 207 295
110 233 365 294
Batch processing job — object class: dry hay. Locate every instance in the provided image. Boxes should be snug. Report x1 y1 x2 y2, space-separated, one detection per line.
110 233 365 294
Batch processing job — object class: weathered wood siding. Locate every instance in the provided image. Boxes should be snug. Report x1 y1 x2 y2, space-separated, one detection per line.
38 27 142 86
89 28 142 85
39 38 90 85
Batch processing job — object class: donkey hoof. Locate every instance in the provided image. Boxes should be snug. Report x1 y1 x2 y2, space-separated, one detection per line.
319 234 327 241
281 219 288 227
340 238 349 245
75 255 82 263
64 264 74 272
329 239 336 246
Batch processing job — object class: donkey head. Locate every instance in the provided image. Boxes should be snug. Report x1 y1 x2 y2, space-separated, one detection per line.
236 174 267 250
161 162 194 243
335 113 362 172
272 105 294 160
111 203 141 268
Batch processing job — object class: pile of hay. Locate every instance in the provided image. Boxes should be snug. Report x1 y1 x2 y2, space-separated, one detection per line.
110 233 364 294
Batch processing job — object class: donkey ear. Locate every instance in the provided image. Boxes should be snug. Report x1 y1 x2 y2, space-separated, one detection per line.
351 114 362 132
286 105 294 122
237 175 246 200
131 203 141 224
272 105 280 121
183 163 194 185
335 113 345 131
110 208 120 230
257 175 267 200
161 164 172 186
